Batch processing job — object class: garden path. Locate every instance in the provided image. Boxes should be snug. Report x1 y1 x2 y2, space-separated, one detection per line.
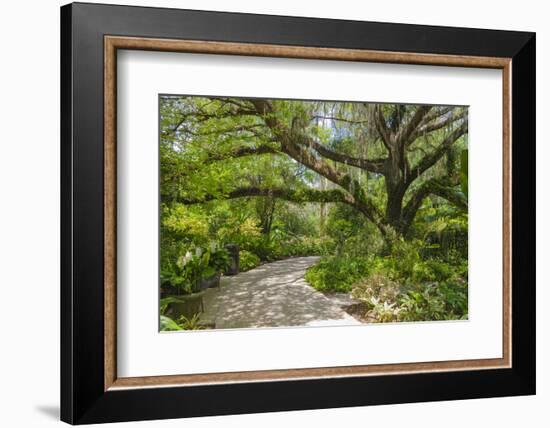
201 256 361 329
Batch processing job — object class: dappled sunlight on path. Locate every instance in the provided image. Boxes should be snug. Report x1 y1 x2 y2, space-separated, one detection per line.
201 256 361 329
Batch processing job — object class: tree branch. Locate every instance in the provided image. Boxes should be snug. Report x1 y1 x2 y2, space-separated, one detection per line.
373 105 392 151
174 123 266 138
407 120 468 184
409 109 467 142
177 184 387 235
310 115 369 125
179 186 357 206
307 139 386 174
402 178 467 232
396 105 433 145
161 143 280 184
167 105 259 135
248 99 387 228
207 144 279 162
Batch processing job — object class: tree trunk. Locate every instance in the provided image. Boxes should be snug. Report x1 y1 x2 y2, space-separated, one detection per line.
319 177 328 235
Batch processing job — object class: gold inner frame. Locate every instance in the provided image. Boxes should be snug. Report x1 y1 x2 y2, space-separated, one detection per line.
104 35 512 391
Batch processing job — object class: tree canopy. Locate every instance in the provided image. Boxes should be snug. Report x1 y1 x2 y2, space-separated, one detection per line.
160 96 468 238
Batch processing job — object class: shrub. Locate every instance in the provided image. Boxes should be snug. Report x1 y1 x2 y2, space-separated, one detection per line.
369 299 403 322
162 204 209 246
160 249 209 294
177 313 203 330
413 259 453 283
365 235 466 286
217 217 262 250
352 274 401 304
351 274 402 322
160 243 229 294
239 250 261 272
208 242 230 272
350 273 467 323
160 315 181 331
160 314 203 331
305 256 371 293
252 236 334 262
279 236 335 258
398 281 468 322
251 239 283 261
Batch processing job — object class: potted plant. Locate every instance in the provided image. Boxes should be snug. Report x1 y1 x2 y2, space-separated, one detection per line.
160 249 208 320
198 265 220 290
197 242 231 290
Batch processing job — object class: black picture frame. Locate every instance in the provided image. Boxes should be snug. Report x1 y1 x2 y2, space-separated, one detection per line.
61 2 535 424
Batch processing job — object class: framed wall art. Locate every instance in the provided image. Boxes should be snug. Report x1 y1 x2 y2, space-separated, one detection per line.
60 2 536 424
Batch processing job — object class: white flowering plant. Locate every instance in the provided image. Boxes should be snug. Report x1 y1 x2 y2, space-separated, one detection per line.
161 242 231 295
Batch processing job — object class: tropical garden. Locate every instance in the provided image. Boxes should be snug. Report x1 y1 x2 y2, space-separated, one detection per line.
159 95 469 331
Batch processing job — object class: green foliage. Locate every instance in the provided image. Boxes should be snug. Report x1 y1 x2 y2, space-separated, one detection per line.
363 234 466 285
160 204 210 277
209 243 231 272
305 256 372 292
239 250 261 271
352 274 401 304
161 243 229 295
160 314 204 331
217 217 262 249
280 236 334 257
163 204 209 244
350 272 467 323
325 204 385 256
415 206 468 260
177 313 203 330
249 234 333 262
352 274 403 322
326 218 354 255
160 296 183 314
160 315 182 331
398 281 468 321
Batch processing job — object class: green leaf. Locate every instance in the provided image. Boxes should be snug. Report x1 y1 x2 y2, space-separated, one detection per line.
160 315 182 331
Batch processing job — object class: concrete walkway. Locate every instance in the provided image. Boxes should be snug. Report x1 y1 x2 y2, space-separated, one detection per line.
201 256 361 329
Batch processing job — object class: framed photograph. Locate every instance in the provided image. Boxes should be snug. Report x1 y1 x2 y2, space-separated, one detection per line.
60 2 535 424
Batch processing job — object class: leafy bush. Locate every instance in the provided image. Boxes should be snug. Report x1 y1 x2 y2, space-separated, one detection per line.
350 273 467 323
160 248 209 294
251 236 334 262
177 313 203 330
208 242 230 272
278 236 334 258
352 274 401 304
162 204 209 246
160 315 181 331
305 256 372 293
398 281 468 321
414 206 468 260
160 296 183 314
239 250 261 272
326 218 355 255
161 242 230 294
217 217 262 250
160 314 203 331
369 299 403 322
351 274 402 322
250 238 283 261
363 236 466 286
160 204 210 275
